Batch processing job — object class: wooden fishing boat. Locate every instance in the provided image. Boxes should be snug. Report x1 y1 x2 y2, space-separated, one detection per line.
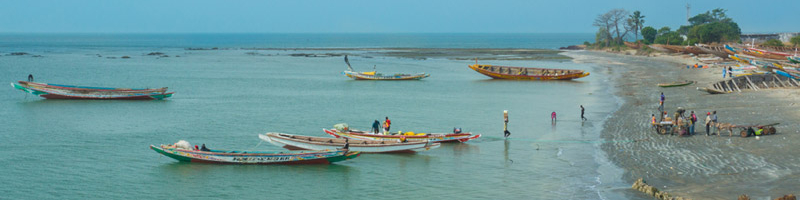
342 55 429 80
658 81 695 87
11 81 173 100
661 45 688 54
342 71 430 80
259 133 440 153
624 41 641 49
742 48 786 60
789 57 800 64
150 143 359 165
468 64 589 80
696 45 730 58
324 128 480 143
648 44 674 53
697 87 729 94
683 46 707 55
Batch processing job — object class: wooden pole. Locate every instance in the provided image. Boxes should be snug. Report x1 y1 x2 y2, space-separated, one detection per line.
731 79 741 92
745 76 759 91
725 80 733 92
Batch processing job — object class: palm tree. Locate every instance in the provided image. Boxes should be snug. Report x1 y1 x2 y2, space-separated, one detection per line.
628 11 645 41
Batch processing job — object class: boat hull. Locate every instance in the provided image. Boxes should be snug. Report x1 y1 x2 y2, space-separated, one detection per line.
12 81 173 100
324 129 480 143
468 64 589 80
658 81 695 87
260 133 440 153
343 71 429 80
150 145 359 165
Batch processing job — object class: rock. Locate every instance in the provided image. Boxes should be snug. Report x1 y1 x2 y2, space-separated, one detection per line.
146 52 164 56
559 45 585 50
8 52 29 56
739 194 750 200
121 56 131 59
775 194 797 200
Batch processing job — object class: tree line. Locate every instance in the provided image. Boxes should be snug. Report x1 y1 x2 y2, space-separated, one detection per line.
589 8 756 48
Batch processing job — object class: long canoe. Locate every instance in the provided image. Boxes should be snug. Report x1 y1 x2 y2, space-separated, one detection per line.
11 81 173 100
658 81 695 87
468 64 589 80
342 71 430 80
150 144 359 164
324 128 480 143
259 133 440 153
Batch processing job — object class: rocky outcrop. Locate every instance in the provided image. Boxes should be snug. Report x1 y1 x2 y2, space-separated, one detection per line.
632 178 689 200
559 45 585 50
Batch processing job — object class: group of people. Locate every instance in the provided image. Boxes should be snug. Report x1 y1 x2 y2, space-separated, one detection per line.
653 92 720 136
371 117 391 134
722 66 733 78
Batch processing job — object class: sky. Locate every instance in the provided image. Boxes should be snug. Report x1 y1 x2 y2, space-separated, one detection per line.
1 0 798 33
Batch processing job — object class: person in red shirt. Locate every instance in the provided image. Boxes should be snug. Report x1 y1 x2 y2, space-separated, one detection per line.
384 117 391 133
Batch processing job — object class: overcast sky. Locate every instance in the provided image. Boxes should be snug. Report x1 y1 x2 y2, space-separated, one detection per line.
1 0 798 33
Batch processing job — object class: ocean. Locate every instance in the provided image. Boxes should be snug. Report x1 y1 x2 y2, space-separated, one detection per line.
0 33 632 199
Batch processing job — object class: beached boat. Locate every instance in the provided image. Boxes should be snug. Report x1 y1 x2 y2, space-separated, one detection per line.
342 55 429 80
259 133 440 153
789 57 800 64
658 81 695 87
11 81 173 100
624 41 641 49
324 128 480 143
661 45 687 54
648 44 674 53
697 87 729 94
683 46 707 55
741 48 787 60
468 64 589 80
150 142 359 164
696 45 730 59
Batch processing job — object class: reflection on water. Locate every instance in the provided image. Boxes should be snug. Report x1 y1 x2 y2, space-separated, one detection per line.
504 139 512 167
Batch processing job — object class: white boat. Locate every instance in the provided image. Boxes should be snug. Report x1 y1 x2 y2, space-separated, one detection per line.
259 133 440 153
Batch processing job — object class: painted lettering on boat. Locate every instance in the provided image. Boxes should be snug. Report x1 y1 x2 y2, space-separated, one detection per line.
232 156 291 162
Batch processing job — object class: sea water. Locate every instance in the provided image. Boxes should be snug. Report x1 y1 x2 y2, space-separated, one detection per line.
0 33 630 199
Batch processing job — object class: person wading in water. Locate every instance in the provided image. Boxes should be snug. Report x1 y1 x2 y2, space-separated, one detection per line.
580 105 587 121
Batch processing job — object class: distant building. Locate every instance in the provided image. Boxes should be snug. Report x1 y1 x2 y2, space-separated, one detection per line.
741 32 799 44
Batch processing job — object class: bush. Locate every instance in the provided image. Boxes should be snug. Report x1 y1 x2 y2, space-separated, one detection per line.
790 35 800 47
763 39 784 47
641 26 657 44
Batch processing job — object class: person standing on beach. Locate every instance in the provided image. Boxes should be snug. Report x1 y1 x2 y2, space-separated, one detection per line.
723 67 727 78
690 111 697 135
551 111 557 122
705 112 712 136
372 120 381 134
580 105 586 121
712 111 718 135
728 66 733 78
659 93 665 113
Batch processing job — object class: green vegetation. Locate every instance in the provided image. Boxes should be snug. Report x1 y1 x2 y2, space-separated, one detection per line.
763 39 785 47
641 26 656 44
653 27 683 45
791 35 800 47
628 11 645 41
679 8 741 44
592 9 634 48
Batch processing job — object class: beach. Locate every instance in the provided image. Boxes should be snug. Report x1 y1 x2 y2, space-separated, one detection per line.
571 50 800 200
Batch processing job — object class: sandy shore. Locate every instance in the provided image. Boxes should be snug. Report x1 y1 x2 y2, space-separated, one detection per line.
571 50 800 200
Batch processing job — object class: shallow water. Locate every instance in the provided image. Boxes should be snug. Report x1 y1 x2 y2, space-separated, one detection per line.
0 34 631 199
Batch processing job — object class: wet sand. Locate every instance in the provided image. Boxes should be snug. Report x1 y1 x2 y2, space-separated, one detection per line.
571 50 800 200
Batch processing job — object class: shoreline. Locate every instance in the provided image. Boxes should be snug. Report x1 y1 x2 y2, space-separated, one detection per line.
583 49 800 199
